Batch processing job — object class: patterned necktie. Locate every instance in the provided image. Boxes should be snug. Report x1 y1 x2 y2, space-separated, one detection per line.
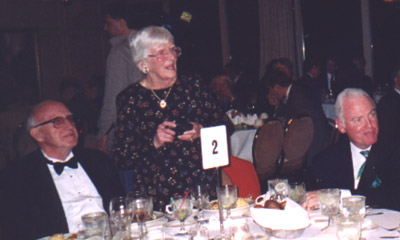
357 150 369 180
46 158 78 175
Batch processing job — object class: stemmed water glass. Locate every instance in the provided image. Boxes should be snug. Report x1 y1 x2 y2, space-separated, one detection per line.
128 191 152 240
191 185 210 222
318 188 341 229
109 196 132 240
218 185 238 220
169 196 193 235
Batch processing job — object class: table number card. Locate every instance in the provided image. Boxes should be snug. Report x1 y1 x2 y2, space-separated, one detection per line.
200 125 229 169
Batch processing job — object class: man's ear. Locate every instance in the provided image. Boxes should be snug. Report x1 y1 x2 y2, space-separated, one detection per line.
30 128 44 143
335 118 346 134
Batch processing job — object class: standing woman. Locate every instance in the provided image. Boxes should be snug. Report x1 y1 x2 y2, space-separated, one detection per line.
112 26 231 211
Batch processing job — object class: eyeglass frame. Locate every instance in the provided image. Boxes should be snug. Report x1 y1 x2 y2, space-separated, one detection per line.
147 46 182 61
32 114 75 129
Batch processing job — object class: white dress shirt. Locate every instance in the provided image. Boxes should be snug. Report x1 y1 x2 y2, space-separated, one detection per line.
42 150 105 233
350 143 371 189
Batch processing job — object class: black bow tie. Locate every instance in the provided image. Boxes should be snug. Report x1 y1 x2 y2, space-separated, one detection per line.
46 158 78 175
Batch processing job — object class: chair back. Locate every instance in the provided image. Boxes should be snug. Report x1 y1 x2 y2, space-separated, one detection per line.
252 119 284 182
222 156 261 199
279 116 314 175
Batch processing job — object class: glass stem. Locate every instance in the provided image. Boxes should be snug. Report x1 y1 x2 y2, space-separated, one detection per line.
180 220 185 232
139 222 144 240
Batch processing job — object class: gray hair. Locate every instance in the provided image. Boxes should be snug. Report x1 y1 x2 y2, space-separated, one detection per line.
335 88 375 125
25 100 58 131
129 26 174 65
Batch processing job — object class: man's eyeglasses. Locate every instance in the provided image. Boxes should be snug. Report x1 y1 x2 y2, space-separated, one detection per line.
148 46 182 61
32 115 75 129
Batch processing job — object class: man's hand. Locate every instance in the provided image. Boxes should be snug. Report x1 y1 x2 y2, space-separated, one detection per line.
302 191 320 211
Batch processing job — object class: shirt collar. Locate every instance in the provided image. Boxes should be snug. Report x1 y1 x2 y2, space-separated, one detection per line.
394 87 400 95
350 141 371 154
41 149 74 163
285 84 293 100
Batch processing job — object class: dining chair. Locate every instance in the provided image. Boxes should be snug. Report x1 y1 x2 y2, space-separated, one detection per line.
278 116 314 177
252 119 284 189
222 155 261 199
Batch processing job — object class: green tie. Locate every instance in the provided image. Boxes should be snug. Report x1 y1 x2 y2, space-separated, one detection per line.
357 150 369 180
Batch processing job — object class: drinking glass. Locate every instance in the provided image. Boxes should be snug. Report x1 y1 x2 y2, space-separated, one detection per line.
109 196 132 239
218 185 238 220
335 215 362 240
341 195 366 221
128 191 152 240
268 178 289 201
191 185 210 222
173 197 193 235
318 188 341 228
81 211 109 239
289 182 306 204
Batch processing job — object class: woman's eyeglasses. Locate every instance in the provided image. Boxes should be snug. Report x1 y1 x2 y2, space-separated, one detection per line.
148 46 182 61
32 115 75 129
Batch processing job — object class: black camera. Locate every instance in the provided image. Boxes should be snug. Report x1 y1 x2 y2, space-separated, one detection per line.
173 121 193 136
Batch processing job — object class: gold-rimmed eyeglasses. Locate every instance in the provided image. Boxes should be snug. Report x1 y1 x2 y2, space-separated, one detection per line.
148 46 182 61
32 115 75 129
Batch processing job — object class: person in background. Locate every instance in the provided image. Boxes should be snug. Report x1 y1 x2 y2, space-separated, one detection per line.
297 57 322 105
112 26 232 211
320 56 338 97
97 3 144 156
0 100 123 239
377 64 400 144
305 88 400 210
209 74 235 112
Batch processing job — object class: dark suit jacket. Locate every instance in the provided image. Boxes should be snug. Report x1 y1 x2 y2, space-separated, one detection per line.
0 148 124 240
275 84 332 167
297 73 323 105
377 89 400 144
311 135 400 210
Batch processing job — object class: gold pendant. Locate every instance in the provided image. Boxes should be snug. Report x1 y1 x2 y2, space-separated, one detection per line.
160 100 167 108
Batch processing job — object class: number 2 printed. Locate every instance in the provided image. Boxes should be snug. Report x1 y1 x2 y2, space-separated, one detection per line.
212 140 218 154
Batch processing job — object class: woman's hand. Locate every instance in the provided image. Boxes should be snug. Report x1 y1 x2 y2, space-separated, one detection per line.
178 122 203 142
302 191 320 211
153 121 176 149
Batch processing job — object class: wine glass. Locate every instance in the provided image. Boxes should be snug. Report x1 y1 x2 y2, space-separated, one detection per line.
318 188 341 229
109 196 132 240
218 185 238 220
128 191 152 240
172 197 193 235
191 185 210 222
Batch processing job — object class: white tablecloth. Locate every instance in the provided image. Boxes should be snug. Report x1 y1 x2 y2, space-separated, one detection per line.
229 129 257 163
204 208 400 239
322 103 336 120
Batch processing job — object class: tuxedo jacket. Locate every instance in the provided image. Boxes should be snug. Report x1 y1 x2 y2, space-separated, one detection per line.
377 89 400 144
311 135 400 209
275 84 332 167
0 148 124 240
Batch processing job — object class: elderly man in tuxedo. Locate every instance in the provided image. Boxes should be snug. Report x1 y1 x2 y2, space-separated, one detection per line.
0 100 124 240
304 88 400 210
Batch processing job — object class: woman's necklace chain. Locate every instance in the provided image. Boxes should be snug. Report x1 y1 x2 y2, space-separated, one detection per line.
150 84 173 109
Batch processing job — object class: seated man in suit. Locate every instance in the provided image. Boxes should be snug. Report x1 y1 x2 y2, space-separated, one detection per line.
377 64 400 144
264 70 332 169
0 100 124 239
304 88 400 210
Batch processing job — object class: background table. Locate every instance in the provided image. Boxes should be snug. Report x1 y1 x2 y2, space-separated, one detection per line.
229 129 257 163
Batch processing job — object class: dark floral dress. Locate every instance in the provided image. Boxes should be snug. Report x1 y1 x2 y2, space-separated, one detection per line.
112 75 231 211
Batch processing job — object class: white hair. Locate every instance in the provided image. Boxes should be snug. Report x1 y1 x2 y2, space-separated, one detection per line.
335 88 375 125
129 26 174 65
